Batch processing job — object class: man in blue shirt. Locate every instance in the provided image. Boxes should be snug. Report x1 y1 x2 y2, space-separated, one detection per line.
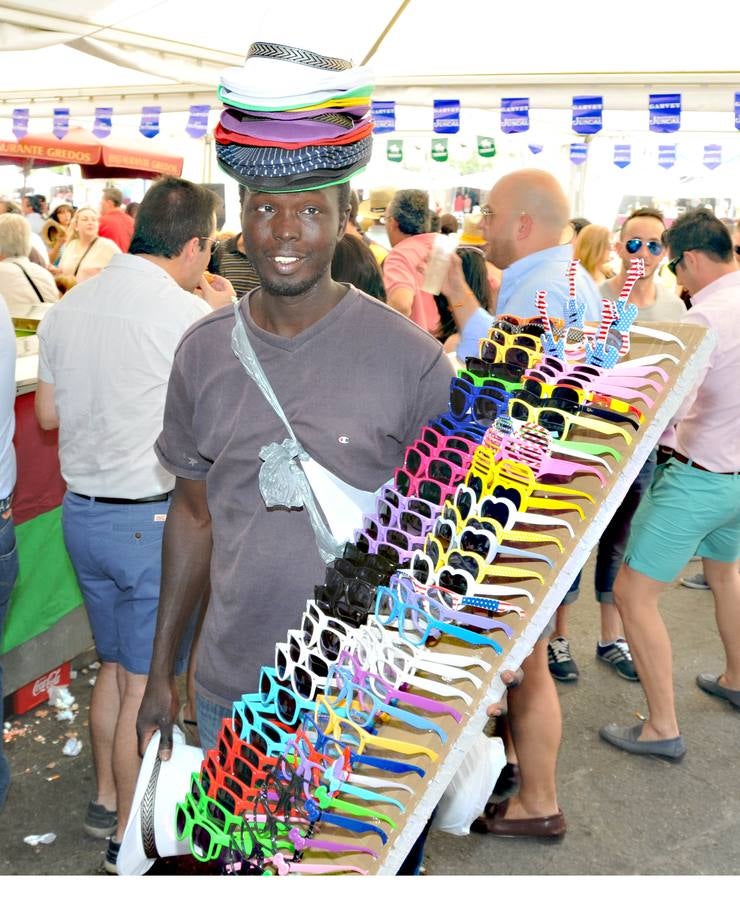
449 168 601 364
445 169 598 840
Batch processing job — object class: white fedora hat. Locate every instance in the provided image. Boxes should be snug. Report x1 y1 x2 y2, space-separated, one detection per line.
117 727 203 876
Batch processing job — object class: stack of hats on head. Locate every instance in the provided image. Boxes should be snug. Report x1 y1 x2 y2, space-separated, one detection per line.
215 40 374 192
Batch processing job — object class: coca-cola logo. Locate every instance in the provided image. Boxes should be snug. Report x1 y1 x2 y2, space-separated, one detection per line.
32 667 63 697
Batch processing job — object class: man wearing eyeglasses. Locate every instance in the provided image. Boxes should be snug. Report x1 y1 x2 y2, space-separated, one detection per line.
34 177 234 873
446 169 602 365
445 170 601 842
601 208 740 760
550 208 687 685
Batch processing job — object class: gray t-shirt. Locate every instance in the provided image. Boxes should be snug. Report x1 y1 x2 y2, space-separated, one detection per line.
156 287 453 706
601 278 686 322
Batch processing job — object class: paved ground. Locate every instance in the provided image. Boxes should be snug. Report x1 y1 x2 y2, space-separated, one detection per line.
1 557 738 877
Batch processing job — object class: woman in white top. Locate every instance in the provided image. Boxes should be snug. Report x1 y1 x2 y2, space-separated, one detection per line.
58 207 120 282
0 213 59 314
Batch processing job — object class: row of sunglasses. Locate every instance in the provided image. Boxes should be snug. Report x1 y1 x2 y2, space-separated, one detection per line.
178 316 672 873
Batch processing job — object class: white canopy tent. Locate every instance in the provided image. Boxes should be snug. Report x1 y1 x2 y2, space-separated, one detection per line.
1 0 739 225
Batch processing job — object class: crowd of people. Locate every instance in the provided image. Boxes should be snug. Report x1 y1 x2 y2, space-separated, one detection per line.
0 163 738 877
0 188 139 314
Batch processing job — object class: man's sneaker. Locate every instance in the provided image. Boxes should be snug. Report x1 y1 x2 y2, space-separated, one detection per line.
548 637 579 682
104 838 120 875
680 573 710 590
596 639 639 681
84 801 117 838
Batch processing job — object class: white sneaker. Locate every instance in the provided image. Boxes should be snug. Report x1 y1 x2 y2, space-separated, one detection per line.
680 572 709 590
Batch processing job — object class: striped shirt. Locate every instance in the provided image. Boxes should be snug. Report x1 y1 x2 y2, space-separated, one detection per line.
210 234 260 297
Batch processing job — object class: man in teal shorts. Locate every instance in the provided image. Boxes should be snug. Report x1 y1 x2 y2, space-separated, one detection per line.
600 209 740 761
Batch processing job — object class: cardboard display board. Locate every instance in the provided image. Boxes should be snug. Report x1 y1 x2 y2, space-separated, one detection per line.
292 321 714 876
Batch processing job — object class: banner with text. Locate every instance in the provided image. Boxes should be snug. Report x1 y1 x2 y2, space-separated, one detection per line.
92 107 113 139
572 95 603 134
186 104 210 138
12 108 29 140
501 98 529 133
139 105 161 139
371 100 396 133
570 142 588 165
52 108 70 140
649 93 681 133
433 99 460 134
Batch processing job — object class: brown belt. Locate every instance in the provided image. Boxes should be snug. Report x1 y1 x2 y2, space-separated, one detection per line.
664 449 739 476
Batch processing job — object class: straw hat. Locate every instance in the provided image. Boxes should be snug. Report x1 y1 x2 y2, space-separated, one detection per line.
357 186 396 222
117 727 203 876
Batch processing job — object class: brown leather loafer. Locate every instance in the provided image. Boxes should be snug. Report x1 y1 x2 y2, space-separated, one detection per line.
471 798 566 840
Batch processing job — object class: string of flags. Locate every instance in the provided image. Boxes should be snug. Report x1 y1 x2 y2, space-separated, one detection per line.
386 134 727 170
9 104 212 141
5 92 738 173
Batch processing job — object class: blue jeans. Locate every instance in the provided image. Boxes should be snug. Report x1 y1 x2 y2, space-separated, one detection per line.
196 693 232 752
0 511 20 811
566 452 657 604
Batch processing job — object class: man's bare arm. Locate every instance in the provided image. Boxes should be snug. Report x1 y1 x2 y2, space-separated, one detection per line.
35 379 59 430
386 285 415 318
136 476 212 760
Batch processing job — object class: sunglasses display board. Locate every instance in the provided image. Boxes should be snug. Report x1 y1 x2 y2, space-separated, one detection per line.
169 316 714 877
291 320 713 875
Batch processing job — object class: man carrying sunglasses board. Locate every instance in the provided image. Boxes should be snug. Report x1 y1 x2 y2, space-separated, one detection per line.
551 208 688 685
600 208 740 759
442 169 597 841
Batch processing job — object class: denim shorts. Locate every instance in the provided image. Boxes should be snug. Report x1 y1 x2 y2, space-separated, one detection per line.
625 459 740 583
62 491 189 675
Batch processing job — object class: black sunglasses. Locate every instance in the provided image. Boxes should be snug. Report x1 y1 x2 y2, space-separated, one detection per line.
666 253 684 277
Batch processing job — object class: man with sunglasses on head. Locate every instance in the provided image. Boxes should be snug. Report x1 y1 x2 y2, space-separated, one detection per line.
549 208 687 685
601 208 740 760
34 177 234 873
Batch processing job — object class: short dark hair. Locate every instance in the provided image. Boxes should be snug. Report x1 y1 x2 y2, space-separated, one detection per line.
620 206 664 238
388 189 429 236
331 233 386 301
129 177 219 258
23 194 44 215
569 216 590 237
103 187 124 207
663 208 733 264
439 213 458 235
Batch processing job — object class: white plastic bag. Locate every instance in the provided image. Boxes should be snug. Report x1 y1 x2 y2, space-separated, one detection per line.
433 734 506 836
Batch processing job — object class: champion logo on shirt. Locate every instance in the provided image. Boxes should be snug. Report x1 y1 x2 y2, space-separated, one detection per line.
337 435 350 444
